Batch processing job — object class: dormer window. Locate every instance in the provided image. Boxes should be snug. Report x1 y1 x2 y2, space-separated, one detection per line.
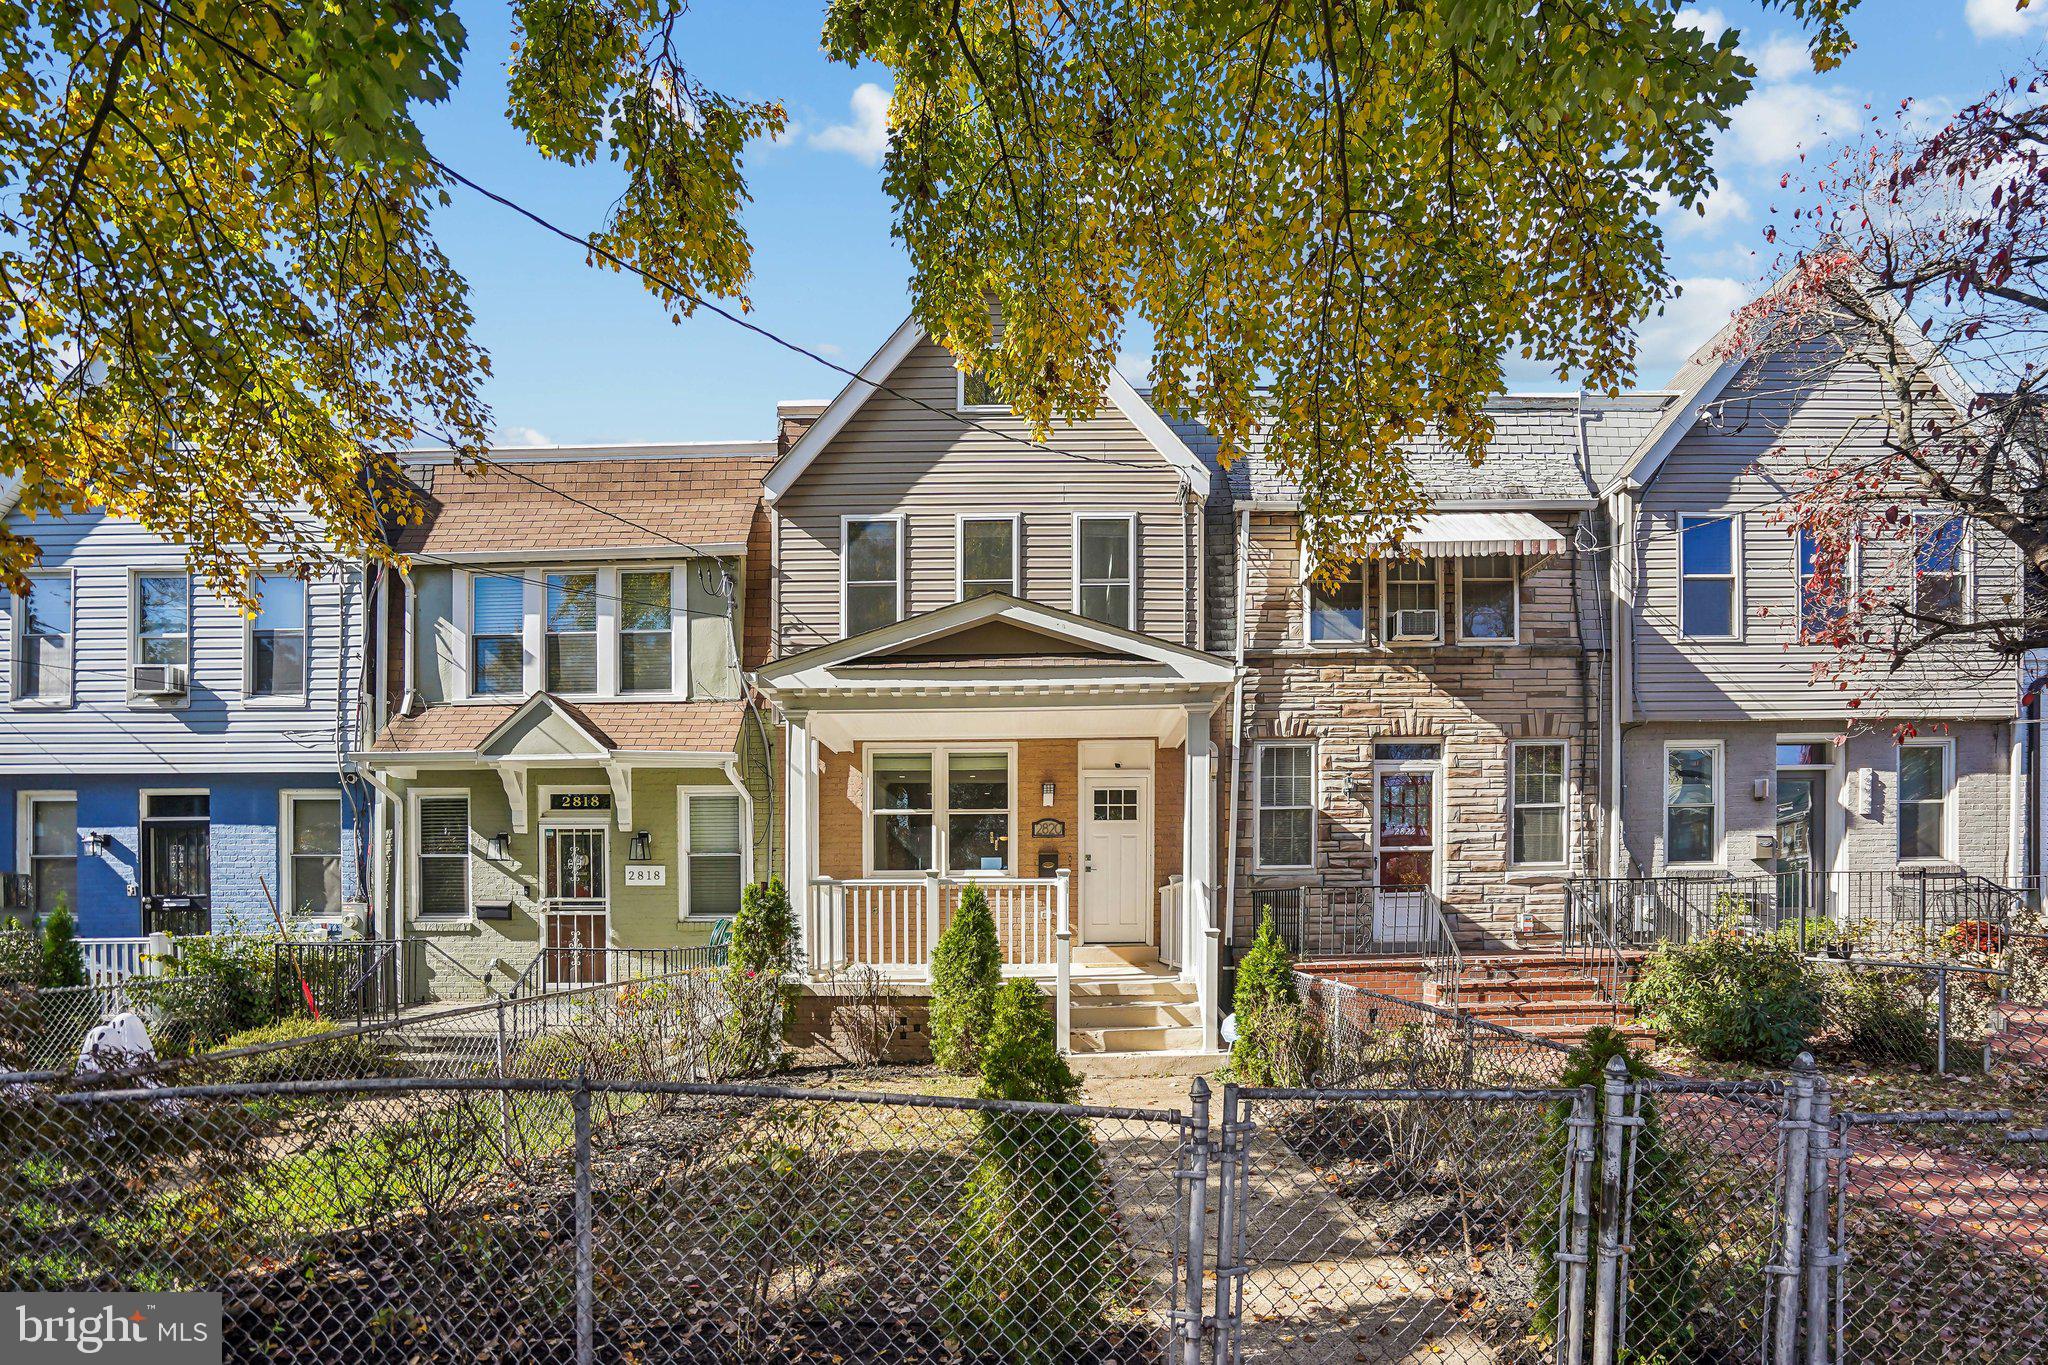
470 575 524 696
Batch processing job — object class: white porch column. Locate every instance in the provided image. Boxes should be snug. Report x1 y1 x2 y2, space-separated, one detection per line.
784 712 819 967
1183 705 1221 1052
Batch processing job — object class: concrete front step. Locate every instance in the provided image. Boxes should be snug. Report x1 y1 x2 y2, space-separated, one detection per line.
1069 977 1198 1002
1071 1049 1227 1079
1070 1001 1203 1030
1462 999 1632 1027
1068 1023 1208 1054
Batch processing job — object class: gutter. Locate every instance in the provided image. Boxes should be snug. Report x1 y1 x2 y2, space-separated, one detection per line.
1221 505 1251 949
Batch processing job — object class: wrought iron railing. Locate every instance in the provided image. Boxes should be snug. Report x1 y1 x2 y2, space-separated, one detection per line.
1254 881 1465 1010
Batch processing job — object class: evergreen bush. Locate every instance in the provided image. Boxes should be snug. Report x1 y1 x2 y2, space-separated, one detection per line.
929 882 1002 1071
1628 929 1821 1064
1232 910 1314 1083
222 1017 398 1085
35 902 87 990
713 878 799 1078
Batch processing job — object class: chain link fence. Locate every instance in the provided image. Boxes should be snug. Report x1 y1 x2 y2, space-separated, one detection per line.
1806 956 2005 1074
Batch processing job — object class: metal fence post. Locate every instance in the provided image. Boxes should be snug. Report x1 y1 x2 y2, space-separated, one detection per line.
1557 1083 1598 1365
1771 1055 1817 1365
573 1074 594 1365
1459 1016 1477 1089
1934 968 1950 1075
1803 1073 1836 1365
1589 1056 1632 1365
1212 1083 1242 1365
1181 1077 1211 1365
495 998 514 1161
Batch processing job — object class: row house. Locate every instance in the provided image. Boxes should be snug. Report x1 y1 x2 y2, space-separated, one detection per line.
0 499 366 938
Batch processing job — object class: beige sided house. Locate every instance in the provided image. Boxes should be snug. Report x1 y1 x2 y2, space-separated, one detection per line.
354 445 777 999
757 319 1234 1057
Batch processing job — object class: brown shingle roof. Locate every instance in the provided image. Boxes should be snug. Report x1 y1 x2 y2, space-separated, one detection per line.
370 699 745 755
394 455 772 556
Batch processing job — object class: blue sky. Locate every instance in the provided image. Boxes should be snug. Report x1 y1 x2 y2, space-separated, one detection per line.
418 0 2046 448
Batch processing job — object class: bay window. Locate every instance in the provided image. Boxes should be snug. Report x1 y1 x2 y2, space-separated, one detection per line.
545 571 598 692
619 570 675 693
470 575 525 695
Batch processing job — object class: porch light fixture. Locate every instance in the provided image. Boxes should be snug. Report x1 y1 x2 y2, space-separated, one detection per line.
82 831 108 856
486 832 511 861
629 830 653 862
1042 781 1056 807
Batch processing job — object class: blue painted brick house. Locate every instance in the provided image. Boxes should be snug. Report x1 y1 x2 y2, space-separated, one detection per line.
0 505 367 938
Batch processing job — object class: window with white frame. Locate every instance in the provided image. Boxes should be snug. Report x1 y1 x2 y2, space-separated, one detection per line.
25 795 76 921
1459 555 1517 642
545 571 599 692
684 791 745 916
470 575 525 695
1381 559 1441 643
1256 743 1315 869
249 574 307 699
619 570 674 694
1912 513 1968 622
415 794 471 918
1664 745 1720 865
1076 516 1135 627
1510 742 1567 865
1679 515 1737 638
843 518 902 636
867 748 1014 875
16 573 70 702
959 370 1006 412
283 794 343 918
960 517 1019 600
1307 562 1367 644
133 573 189 671
1897 740 1954 862
1796 528 1849 638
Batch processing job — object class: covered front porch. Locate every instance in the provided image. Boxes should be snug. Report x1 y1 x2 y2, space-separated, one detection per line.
759 594 1232 1053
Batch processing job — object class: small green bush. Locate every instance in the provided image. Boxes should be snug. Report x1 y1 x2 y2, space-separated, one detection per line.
0 921 39 984
712 878 799 1078
1231 911 1309 1082
977 978 1078 1105
929 883 1002 1072
130 935 297 1048
1628 930 1821 1064
221 1018 399 1085
35 903 86 990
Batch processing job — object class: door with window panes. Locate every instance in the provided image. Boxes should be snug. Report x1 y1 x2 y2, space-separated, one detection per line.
1373 743 1440 943
542 823 608 984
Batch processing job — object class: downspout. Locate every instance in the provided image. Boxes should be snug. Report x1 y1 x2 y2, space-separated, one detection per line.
358 766 403 942
1570 394 1599 883
2009 719 2026 884
1605 486 1636 878
399 569 420 714
1222 505 1251 948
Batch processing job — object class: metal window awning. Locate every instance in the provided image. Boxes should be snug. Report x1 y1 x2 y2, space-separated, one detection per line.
1402 511 1568 558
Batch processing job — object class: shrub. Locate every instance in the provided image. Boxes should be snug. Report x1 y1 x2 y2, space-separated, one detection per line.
130 935 297 1048
221 1017 399 1085
1628 930 1821 1064
1231 911 1309 1082
929 883 1002 1072
0 921 38 984
713 879 798 1078
1531 1028 1701 1358
35 903 86 990
946 979 1106 1359
1820 965 1935 1066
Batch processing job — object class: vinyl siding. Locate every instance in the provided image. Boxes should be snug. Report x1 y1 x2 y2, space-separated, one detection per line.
0 511 362 774
1632 340 2019 720
772 338 1195 655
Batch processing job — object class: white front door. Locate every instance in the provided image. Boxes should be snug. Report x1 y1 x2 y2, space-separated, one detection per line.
1081 776 1151 943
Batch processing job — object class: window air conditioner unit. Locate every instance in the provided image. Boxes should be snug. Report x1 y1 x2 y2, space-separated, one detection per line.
1390 609 1439 641
131 664 188 696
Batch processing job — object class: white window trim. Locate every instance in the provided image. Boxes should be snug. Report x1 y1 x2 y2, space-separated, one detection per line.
243 572 311 707
1662 740 1725 870
1507 739 1569 869
1380 559 1444 647
1677 513 1743 642
1252 740 1318 873
459 569 531 701
541 567 603 698
277 789 345 919
841 514 906 639
1302 560 1371 649
1455 556 1521 646
617 565 681 698
956 513 1022 602
12 569 75 708
1072 512 1138 629
15 789 77 916
1910 510 1973 624
1896 737 1958 866
410 787 474 922
956 368 1009 414
128 566 192 707
1792 528 1857 640
860 742 1021 879
678 783 755 919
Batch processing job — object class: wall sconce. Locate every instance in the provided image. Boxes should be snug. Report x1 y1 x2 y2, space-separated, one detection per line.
1042 781 1056 807
486 832 511 861
629 831 653 862
82 831 108 856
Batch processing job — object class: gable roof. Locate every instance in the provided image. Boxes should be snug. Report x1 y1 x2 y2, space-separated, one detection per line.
761 318 1210 501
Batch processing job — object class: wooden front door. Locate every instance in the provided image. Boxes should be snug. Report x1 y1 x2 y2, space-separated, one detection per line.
541 825 609 984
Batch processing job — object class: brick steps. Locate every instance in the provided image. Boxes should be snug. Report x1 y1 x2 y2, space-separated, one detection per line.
1303 951 1655 1049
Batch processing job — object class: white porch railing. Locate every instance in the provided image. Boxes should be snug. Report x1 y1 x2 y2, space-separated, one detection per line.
78 936 155 986
1158 876 1185 970
809 872 1075 1051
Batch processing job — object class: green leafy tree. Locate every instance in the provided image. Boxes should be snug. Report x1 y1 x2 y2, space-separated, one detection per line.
929 882 1002 1072
976 978 1079 1106
35 901 87 990
822 0 1861 570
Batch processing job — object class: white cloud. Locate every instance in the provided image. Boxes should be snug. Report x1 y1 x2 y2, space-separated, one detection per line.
1751 32 1811 82
809 83 891 166
1725 82 1860 164
1965 0 2044 39
1634 276 1752 384
1665 181 1753 237
493 425 552 448
1676 5 1729 40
